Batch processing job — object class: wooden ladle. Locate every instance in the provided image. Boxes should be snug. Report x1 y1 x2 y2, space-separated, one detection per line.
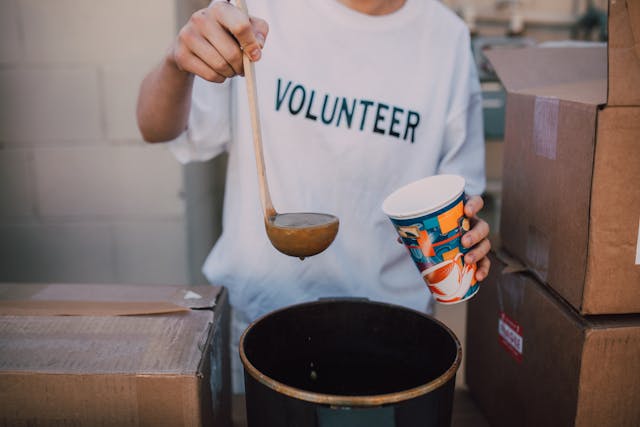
237 0 339 259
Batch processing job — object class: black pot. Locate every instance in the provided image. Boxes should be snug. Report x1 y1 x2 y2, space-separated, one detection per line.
240 299 461 427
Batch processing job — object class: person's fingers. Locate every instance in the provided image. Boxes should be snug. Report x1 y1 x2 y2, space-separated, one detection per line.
173 44 226 82
196 13 245 75
184 57 226 83
211 2 265 62
178 26 236 78
181 4 269 77
250 16 269 47
475 256 491 281
464 238 491 265
464 195 484 218
462 218 490 249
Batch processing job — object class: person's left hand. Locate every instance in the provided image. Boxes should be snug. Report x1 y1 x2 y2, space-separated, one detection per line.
462 195 491 281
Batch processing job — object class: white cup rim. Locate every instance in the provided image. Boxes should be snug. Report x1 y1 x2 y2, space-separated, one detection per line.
382 174 465 219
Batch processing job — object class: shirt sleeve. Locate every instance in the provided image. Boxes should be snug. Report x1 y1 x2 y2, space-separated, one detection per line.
167 76 232 164
437 34 486 196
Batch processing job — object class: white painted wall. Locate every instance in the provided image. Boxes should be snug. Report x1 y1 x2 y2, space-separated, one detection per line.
0 0 204 285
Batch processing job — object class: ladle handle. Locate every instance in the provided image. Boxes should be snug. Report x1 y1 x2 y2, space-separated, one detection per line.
235 0 276 220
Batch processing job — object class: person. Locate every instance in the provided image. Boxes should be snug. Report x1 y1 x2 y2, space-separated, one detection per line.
137 0 491 392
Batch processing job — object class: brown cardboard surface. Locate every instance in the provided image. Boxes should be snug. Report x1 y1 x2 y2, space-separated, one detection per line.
0 312 212 374
608 0 640 106
0 283 221 316
585 107 640 313
576 327 640 425
485 47 606 104
1 373 202 426
0 283 221 309
499 90 599 308
466 253 640 427
488 44 640 314
0 284 231 427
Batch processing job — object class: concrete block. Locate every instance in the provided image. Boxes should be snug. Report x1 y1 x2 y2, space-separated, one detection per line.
0 222 115 283
0 149 34 217
102 63 149 141
0 67 102 142
21 0 176 64
113 220 189 284
0 0 21 63
33 146 184 218
183 157 226 284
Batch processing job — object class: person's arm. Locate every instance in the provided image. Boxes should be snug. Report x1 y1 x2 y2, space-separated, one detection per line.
137 57 195 143
136 1 268 143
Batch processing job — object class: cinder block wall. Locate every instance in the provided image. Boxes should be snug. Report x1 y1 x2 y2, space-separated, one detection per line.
0 0 221 285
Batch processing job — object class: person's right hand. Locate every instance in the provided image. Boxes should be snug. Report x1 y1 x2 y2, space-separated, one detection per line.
168 1 269 83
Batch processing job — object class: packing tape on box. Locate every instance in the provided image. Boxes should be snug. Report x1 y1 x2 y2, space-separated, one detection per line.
496 269 526 316
496 277 526 363
533 96 559 160
495 249 528 274
495 250 527 314
526 226 550 282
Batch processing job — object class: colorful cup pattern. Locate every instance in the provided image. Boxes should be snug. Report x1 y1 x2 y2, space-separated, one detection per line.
389 193 479 304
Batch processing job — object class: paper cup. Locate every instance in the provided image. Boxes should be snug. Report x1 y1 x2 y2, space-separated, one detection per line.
382 174 479 304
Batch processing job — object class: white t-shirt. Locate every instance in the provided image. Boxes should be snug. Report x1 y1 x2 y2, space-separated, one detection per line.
169 0 485 321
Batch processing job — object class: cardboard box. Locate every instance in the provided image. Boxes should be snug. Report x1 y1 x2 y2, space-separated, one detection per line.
486 2 640 314
608 0 640 106
466 252 640 427
0 283 231 427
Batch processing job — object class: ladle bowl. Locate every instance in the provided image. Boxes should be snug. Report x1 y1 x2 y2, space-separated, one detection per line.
266 213 339 258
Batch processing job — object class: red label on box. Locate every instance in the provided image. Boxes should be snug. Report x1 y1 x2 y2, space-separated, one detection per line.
498 311 523 362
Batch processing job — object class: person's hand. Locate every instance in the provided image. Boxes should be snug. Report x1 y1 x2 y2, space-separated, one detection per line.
169 1 269 82
462 195 491 281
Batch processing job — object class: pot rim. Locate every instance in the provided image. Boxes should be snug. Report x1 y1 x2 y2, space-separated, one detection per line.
239 298 462 407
